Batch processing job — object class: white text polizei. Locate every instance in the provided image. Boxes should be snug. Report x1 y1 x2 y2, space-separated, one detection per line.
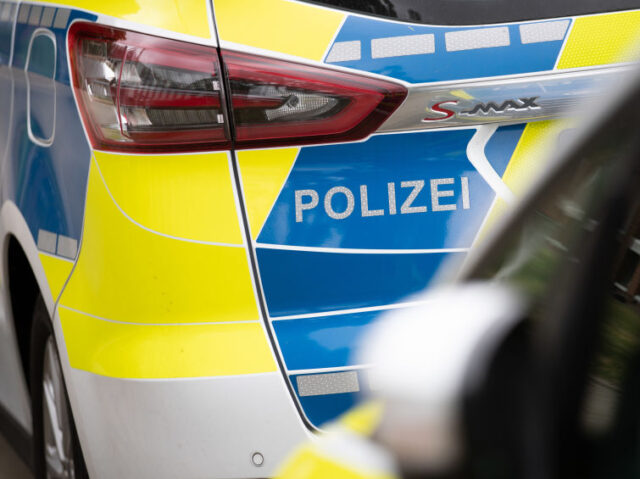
294 177 471 223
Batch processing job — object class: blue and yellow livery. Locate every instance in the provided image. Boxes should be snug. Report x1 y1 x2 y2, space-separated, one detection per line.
0 0 638 477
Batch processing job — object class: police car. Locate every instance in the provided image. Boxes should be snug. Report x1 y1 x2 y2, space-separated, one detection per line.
0 0 638 477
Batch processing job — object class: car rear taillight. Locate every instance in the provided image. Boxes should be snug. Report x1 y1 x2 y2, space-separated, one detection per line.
68 22 229 153
221 51 407 149
68 23 407 153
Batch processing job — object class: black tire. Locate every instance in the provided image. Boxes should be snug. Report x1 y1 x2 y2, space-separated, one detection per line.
30 293 89 479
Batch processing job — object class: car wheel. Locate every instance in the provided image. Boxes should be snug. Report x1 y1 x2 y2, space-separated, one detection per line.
30 293 89 479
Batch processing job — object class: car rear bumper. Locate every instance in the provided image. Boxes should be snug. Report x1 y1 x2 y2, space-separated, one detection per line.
60 364 310 479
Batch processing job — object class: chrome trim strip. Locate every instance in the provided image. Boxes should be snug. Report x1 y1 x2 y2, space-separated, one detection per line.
379 65 633 133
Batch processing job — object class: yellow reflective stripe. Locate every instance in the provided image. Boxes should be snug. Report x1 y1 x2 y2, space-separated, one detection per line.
237 148 299 240
338 401 384 437
60 158 259 324
213 0 345 61
276 445 396 479
502 120 569 195
558 10 640 69
39 253 73 302
37 0 211 38
95 151 243 245
60 307 276 378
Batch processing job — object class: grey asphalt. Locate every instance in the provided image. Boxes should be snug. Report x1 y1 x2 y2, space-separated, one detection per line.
0 433 31 479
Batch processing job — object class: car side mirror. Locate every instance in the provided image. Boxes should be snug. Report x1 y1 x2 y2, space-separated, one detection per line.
358 282 525 475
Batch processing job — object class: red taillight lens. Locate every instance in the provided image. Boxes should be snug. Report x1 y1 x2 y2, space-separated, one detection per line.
222 50 407 149
68 23 407 153
68 22 230 153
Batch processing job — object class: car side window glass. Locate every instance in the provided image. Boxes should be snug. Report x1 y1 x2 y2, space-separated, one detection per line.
582 190 640 479
470 132 625 301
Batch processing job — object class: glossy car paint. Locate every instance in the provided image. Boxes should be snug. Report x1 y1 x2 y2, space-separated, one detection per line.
219 0 640 428
0 0 638 477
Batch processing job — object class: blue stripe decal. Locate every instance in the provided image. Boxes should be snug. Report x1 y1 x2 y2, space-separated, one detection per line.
326 15 570 83
256 127 524 426
258 129 523 250
273 311 381 371
258 248 462 317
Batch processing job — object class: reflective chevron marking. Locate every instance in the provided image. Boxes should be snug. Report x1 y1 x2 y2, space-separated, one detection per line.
37 229 79 259
445 26 510 52
326 40 361 62
326 19 571 67
40 6 55 27
15 4 70 29
371 33 435 58
519 20 570 44
56 235 78 259
297 371 360 397
37 229 57 254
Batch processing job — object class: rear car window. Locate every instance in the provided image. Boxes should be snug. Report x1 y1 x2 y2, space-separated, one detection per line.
304 0 640 25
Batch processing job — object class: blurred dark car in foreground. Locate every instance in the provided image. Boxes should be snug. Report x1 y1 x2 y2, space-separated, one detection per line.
276 67 640 479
